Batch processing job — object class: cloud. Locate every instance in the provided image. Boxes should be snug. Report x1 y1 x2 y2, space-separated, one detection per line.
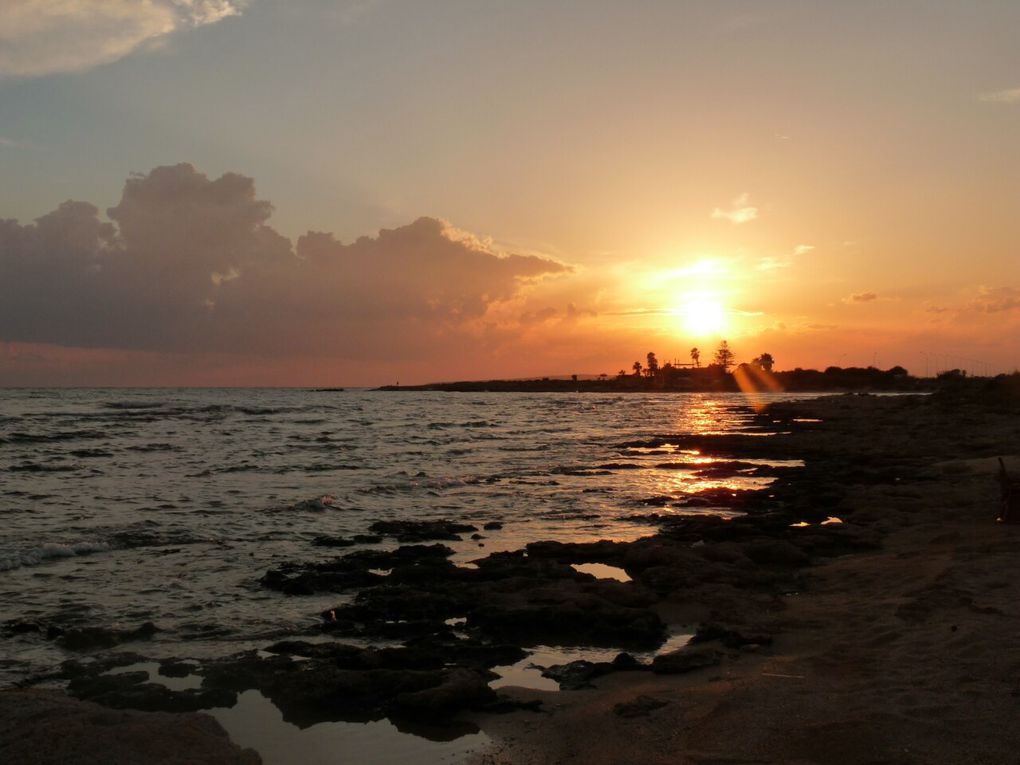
978 88 1020 104
711 193 758 224
0 163 568 358
845 292 878 303
793 244 814 256
969 286 1020 313
0 0 246 77
756 257 789 271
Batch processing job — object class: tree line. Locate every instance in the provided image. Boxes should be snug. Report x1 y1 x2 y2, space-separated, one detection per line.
622 341 774 379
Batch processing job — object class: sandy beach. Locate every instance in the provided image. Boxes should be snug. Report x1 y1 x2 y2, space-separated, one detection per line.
471 387 1020 764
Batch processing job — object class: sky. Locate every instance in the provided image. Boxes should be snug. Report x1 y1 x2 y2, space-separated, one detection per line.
1 0 1018 386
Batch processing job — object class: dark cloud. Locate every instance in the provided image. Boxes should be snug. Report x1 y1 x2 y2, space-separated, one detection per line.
0 164 568 358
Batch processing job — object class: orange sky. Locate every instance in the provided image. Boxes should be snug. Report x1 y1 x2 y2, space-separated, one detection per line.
1 2 1018 385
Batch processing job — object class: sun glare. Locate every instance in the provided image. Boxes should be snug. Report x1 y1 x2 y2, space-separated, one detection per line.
679 294 727 337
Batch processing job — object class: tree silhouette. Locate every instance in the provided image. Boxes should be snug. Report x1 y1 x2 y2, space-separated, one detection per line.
713 341 734 372
646 352 659 377
752 352 774 372
632 361 643 377
690 347 701 368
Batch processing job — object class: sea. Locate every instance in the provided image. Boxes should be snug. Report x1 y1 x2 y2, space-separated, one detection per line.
0 388 811 763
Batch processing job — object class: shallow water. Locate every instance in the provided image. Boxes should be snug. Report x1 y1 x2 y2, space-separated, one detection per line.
0 388 813 759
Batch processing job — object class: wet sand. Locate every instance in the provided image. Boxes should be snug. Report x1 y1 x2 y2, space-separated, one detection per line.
471 390 1020 764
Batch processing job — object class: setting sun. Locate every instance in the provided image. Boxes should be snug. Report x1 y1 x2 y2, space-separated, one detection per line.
679 294 727 337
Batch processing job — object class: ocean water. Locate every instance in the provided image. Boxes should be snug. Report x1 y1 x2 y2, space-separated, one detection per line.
0 388 807 689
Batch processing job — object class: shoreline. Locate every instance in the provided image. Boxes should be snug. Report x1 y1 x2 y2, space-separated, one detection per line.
469 389 1020 764
3 386 1018 763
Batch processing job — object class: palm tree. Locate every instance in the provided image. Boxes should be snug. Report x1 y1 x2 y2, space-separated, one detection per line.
690 347 701 368
632 361 643 377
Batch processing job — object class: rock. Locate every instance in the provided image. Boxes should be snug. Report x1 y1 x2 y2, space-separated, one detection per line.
368 520 478 542
613 694 670 718
0 688 260 764
311 535 356 548
390 667 496 716
742 540 810 567
58 622 159 651
690 623 773 649
482 521 503 530
158 659 197 678
541 660 604 690
651 644 722 674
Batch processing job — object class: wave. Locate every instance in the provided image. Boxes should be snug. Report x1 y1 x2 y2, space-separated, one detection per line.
0 429 108 445
0 540 111 572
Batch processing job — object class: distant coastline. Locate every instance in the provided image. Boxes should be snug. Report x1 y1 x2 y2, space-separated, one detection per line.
377 365 939 393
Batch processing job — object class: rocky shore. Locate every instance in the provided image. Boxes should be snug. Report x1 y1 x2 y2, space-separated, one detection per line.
471 381 1020 764
4 379 1018 763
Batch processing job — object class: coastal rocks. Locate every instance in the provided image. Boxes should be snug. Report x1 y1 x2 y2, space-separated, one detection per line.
368 519 479 542
542 653 644 690
742 540 811 568
69 673 236 713
651 644 723 674
468 593 665 648
197 649 499 726
262 544 455 596
0 689 261 765
311 533 383 548
270 495 339 512
56 621 159 651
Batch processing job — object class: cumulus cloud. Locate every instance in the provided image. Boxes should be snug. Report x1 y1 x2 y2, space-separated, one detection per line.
0 0 246 77
978 87 1020 104
711 193 758 224
0 163 568 358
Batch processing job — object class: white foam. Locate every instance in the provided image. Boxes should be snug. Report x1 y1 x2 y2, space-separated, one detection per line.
0 540 111 572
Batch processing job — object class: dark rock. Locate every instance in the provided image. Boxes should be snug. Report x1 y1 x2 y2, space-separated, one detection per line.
482 522 503 530
389 667 496 716
368 520 478 542
743 540 810 567
690 623 773 649
541 660 608 690
651 644 722 674
311 535 356 548
352 534 384 544
0 689 260 764
158 659 198 678
58 622 159 651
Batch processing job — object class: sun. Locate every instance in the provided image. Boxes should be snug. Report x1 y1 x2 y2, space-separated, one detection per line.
679 294 727 337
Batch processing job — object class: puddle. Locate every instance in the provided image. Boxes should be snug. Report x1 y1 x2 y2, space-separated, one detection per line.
490 630 694 692
790 516 843 528
106 661 203 691
210 689 490 765
571 562 631 582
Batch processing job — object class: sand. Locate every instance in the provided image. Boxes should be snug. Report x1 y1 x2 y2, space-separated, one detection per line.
471 391 1020 765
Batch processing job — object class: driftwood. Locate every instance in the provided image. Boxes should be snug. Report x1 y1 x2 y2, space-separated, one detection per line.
998 458 1020 524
